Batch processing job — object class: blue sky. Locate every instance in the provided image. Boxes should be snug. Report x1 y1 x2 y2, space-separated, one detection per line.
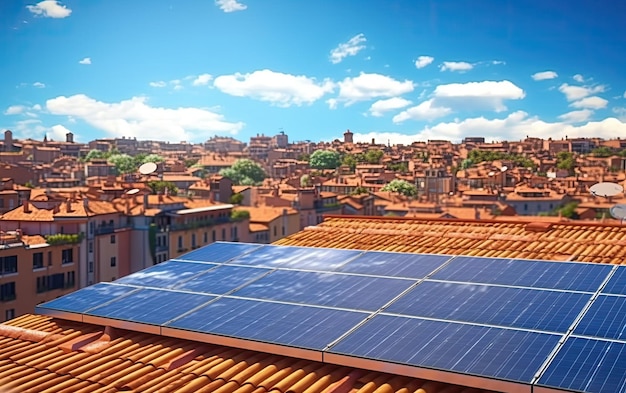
1 0 625 145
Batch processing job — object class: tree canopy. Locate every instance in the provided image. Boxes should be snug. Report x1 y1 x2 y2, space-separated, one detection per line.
309 150 341 170
108 154 136 174
147 180 178 196
467 149 535 169
219 159 266 186
381 179 418 197
556 151 576 174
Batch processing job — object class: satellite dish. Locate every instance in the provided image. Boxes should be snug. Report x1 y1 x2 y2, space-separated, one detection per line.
500 166 508 172
139 162 158 175
610 204 626 221
126 188 140 195
488 171 495 177
590 182 623 198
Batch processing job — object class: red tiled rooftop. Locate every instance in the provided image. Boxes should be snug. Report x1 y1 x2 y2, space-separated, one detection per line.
0 314 492 393
274 215 626 264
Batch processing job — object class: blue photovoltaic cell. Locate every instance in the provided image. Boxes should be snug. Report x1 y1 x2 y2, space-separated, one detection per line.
174 265 272 295
338 251 450 278
114 261 218 288
574 295 626 340
602 266 626 295
386 281 591 332
36 283 138 314
232 270 415 311
87 288 214 325
538 337 626 393
228 245 362 271
330 314 560 383
431 256 611 291
167 297 368 350
177 242 262 263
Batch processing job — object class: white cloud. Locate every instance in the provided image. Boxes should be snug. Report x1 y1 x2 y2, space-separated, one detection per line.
50 124 73 141
492 60 506 65
531 71 558 81
613 107 626 121
11 119 47 139
214 69 334 107
439 61 474 72
32 104 42 111
215 0 247 13
333 72 414 106
623 90 626 98
558 109 593 123
369 97 412 117
5 106 26 115
329 34 367 64
26 0 71 18
573 74 585 83
559 83 605 101
570 96 608 109
33 82 45 88
192 73 213 86
149 81 167 88
432 80 525 112
351 112 626 145
45 94 244 141
414 56 434 69
393 99 452 123
78 57 91 65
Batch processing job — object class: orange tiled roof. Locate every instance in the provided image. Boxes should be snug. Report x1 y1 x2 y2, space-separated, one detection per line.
0 314 490 393
274 215 626 264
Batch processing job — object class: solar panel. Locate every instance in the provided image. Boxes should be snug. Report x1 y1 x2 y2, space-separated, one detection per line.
177 241 262 262
167 297 368 350
602 266 626 295
537 337 626 392
574 295 626 340
386 281 591 332
329 314 561 384
432 256 612 291
338 251 450 278
228 245 362 270
231 270 415 311
174 265 272 295
114 260 218 289
36 283 138 314
87 288 214 325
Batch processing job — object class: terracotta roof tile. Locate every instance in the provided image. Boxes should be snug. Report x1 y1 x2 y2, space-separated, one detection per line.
0 314 491 393
274 215 626 264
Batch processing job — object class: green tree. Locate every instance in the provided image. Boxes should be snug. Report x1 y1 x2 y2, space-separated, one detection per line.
141 153 165 164
229 193 244 204
365 149 384 164
300 174 312 187
591 146 613 158
231 210 250 221
84 149 107 162
350 186 369 195
556 151 576 174
557 201 579 218
298 153 311 162
185 158 199 167
387 162 408 173
460 158 474 169
309 150 341 170
219 159 267 185
108 153 136 174
381 179 418 197
342 154 358 171
147 180 178 195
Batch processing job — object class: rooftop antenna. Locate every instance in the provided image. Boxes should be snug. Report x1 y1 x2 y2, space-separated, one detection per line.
139 162 158 176
610 204 626 224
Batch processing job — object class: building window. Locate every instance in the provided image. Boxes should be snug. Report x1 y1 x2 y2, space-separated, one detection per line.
0 256 18 274
0 282 16 301
66 271 75 288
36 276 47 293
274 226 277 237
212 230 216 242
88 241 93 253
33 252 44 269
191 234 196 248
203 232 208 243
5 309 14 321
178 236 183 250
110 235 116 244
222 228 226 240
62 249 73 264
282 226 285 236
47 274 64 290
110 257 116 267
88 262 93 273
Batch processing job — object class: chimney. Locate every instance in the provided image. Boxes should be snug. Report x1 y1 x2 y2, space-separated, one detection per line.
83 197 89 210
143 193 149 209
66 199 72 212
158 192 164 203
23 200 30 213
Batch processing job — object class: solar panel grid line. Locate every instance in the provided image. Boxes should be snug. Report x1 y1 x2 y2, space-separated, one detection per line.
530 264 621 387
74 283 143 314
322 275 430 352
570 334 626 344
424 278 600 294
177 241 264 263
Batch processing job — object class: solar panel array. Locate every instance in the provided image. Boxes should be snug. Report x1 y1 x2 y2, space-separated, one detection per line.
36 242 626 393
